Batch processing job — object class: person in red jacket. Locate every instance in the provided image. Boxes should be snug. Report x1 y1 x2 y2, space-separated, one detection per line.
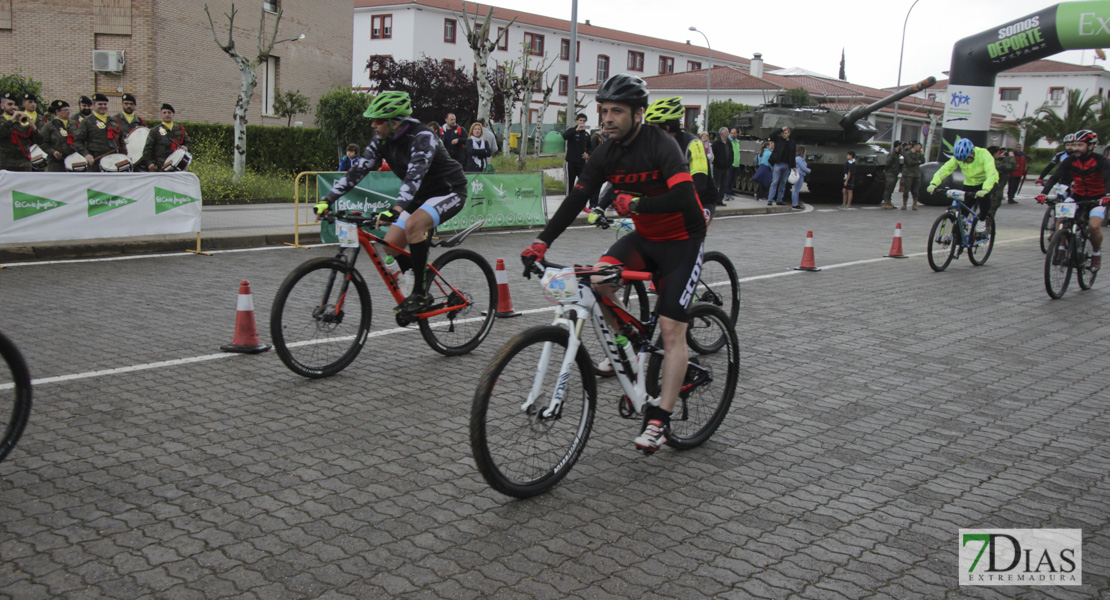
438 112 467 164
1038 129 1109 271
1007 147 1027 204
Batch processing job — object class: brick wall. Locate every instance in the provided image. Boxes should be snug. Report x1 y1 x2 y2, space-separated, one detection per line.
0 0 352 126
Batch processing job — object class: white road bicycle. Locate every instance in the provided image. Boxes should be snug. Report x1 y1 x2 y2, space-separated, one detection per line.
469 259 740 498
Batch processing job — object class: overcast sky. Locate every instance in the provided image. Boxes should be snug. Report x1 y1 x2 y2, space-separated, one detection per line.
482 0 1104 90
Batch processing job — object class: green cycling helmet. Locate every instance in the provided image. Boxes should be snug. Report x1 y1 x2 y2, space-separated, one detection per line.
364 91 412 119
645 96 684 124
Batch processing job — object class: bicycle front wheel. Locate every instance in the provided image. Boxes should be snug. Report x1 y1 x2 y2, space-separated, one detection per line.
470 326 597 498
643 304 738 450
1040 207 1055 254
270 257 372 378
1077 233 1098 290
1044 229 1074 299
696 251 740 327
419 248 497 356
968 215 995 266
927 213 958 272
0 332 33 464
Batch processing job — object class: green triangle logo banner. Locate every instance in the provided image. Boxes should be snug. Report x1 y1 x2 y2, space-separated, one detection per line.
12 190 67 221
87 189 137 217
154 186 200 214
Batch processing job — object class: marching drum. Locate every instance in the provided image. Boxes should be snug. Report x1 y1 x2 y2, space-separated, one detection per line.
98 153 133 172
28 144 48 170
125 126 150 167
64 153 88 172
162 148 192 172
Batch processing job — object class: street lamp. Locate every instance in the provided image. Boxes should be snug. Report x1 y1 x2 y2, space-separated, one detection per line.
689 27 711 134
891 0 921 146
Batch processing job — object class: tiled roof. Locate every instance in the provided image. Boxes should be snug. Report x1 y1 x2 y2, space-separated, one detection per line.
355 0 756 65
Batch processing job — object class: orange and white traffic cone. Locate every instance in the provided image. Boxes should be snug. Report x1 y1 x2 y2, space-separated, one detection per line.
220 280 271 353
490 258 521 318
794 230 822 271
886 222 908 258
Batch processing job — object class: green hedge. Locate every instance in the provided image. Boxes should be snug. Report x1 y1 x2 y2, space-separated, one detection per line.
181 122 337 175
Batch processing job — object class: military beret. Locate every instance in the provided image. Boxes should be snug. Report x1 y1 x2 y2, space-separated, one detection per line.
21 92 37 103
0 92 16 102
92 93 109 103
79 95 93 105
122 93 136 103
49 100 70 113
161 103 175 113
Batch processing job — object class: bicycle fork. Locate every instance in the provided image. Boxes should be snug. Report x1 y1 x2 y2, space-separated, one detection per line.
520 311 585 419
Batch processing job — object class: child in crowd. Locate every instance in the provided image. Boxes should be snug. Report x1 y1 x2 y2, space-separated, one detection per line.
338 143 359 172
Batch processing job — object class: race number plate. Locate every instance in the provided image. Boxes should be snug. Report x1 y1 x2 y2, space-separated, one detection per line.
337 221 359 247
541 267 583 304
1055 203 1077 219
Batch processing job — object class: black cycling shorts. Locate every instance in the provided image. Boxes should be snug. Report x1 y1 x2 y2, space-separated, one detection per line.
598 232 705 323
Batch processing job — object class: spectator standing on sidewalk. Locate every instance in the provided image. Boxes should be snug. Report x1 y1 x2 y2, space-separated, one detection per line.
841 151 857 208
1007 147 1026 204
901 141 924 210
700 131 714 165
988 146 1016 219
755 140 773 202
464 122 492 172
768 126 796 206
562 113 591 194
711 127 733 206
477 118 499 155
882 141 902 209
727 128 741 203
791 145 810 210
338 143 359 172
438 113 467 164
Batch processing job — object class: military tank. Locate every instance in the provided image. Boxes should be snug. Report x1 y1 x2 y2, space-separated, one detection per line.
730 76 937 202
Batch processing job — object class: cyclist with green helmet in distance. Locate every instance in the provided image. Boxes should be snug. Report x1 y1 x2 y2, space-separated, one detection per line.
638 96 719 220
520 74 708 453
316 91 468 317
927 137 999 237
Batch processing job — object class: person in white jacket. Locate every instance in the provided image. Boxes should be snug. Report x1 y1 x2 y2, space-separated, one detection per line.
791 145 810 210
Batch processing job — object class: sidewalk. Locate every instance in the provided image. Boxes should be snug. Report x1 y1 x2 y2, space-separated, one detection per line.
0 192 791 263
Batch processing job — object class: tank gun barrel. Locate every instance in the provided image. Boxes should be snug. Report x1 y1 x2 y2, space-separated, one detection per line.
838 76 936 129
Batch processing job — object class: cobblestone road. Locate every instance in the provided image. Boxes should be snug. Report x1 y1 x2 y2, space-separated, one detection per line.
1 194 1107 599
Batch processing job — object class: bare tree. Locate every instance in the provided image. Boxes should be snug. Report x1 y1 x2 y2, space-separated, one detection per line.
454 1 515 123
492 59 520 158
205 3 302 183
533 75 556 157
515 44 558 167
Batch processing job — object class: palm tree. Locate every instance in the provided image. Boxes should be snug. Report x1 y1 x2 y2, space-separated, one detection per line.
1032 88 1110 144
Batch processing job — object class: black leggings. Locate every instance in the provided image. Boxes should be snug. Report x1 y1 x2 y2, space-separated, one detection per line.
962 184 991 222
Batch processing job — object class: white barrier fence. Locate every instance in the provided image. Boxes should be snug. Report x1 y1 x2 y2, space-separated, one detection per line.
0 171 202 245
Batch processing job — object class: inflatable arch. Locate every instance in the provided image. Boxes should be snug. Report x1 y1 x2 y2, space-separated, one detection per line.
943 1 1110 149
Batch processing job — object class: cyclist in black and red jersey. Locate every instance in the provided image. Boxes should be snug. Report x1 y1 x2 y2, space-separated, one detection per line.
314 91 468 317
1038 129 1110 271
520 74 707 453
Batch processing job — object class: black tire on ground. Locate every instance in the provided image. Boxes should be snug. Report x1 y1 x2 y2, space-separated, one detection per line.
927 213 958 272
968 215 995 266
419 248 498 356
1076 234 1098 290
1044 229 1074 299
0 331 33 464
470 326 597 498
270 257 372 378
1040 206 1056 254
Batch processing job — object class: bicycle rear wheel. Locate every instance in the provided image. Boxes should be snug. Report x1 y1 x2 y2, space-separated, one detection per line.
1040 207 1055 254
470 326 597 498
0 332 33 464
1076 233 1098 290
270 257 372 378
1045 229 1074 299
643 304 738 450
419 249 497 356
696 251 740 327
927 213 958 272
968 215 995 266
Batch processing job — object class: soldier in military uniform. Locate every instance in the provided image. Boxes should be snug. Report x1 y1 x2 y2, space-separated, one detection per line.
900 141 924 210
0 91 43 171
20 93 46 129
68 95 92 131
988 146 1017 219
74 93 124 171
115 93 147 138
40 100 77 172
882 141 902 209
142 103 190 171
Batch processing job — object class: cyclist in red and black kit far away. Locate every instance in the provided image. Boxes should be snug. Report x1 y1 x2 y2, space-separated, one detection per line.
1038 129 1110 271
519 74 708 453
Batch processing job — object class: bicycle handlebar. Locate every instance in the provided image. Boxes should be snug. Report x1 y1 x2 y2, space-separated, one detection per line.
533 258 651 283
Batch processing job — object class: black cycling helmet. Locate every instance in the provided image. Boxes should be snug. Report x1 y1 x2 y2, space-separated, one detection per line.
596 74 649 110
